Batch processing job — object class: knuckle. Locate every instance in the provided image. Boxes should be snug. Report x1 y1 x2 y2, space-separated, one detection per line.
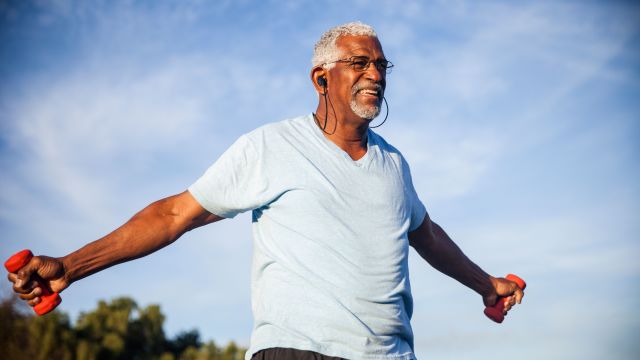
17 268 28 278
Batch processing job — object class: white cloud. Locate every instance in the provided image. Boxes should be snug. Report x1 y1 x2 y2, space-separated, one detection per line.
378 0 639 205
3 56 217 221
383 123 503 200
1 1 639 358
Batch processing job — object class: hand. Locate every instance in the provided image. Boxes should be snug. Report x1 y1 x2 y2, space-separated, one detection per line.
7 255 69 307
483 276 524 314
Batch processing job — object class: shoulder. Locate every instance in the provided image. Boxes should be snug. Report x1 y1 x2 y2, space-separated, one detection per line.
369 129 406 162
247 114 311 137
369 129 418 182
234 114 316 159
244 114 312 144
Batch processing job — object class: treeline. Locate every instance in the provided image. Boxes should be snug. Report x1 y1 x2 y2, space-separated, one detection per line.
0 294 246 360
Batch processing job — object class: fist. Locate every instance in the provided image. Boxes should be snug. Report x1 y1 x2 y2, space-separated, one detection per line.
484 276 525 314
7 254 68 307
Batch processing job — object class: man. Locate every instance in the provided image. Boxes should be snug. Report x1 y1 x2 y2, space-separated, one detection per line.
8 22 523 360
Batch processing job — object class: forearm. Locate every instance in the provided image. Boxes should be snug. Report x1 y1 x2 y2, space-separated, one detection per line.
60 197 189 284
410 220 494 297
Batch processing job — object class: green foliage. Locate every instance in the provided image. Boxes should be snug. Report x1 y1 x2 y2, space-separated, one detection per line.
0 294 246 360
28 310 76 360
0 296 31 360
166 329 201 358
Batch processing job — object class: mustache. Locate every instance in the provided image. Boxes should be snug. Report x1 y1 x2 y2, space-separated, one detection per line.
351 82 384 96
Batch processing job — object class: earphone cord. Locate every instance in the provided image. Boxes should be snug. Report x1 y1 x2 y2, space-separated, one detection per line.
313 88 337 135
369 97 389 128
323 90 328 131
314 88 388 133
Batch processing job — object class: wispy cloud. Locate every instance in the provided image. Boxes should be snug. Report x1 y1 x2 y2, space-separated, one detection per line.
1 1 639 358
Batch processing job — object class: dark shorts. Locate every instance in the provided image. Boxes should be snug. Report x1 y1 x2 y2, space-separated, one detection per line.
251 347 345 360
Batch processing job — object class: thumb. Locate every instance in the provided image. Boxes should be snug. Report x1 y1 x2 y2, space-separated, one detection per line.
14 256 41 289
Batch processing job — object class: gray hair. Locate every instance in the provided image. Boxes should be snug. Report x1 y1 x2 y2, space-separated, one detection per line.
312 21 377 69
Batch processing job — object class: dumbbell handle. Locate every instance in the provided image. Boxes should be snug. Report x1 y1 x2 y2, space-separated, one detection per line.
4 249 62 315
484 273 526 323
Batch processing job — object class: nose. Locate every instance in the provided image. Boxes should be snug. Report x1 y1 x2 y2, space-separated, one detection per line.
363 62 386 90
364 62 385 83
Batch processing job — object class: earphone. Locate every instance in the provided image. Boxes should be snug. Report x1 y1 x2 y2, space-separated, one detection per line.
315 76 331 132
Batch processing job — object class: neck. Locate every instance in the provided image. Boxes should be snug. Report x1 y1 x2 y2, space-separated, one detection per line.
314 105 369 160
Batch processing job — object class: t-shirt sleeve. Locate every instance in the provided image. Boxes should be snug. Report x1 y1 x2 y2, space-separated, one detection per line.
403 158 428 231
408 183 427 231
188 134 271 218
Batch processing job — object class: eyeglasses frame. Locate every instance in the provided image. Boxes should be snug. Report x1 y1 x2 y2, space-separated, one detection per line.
323 56 394 74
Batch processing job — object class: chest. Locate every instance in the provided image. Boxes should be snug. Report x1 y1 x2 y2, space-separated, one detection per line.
263 147 412 232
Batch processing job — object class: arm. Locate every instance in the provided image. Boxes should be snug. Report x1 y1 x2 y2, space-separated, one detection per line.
8 190 222 307
408 215 523 311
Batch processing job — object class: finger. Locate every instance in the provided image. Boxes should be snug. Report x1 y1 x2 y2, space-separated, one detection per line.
503 295 517 313
27 296 42 307
13 281 30 294
16 268 34 289
11 272 27 290
514 287 524 304
504 303 512 313
18 286 42 301
25 279 39 290
15 255 44 284
12 278 39 294
7 272 21 287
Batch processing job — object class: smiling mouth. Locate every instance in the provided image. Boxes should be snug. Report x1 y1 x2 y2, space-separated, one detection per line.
353 82 384 100
357 89 380 98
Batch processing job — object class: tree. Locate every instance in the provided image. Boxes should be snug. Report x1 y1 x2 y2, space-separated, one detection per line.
221 341 243 360
75 297 137 359
166 329 202 358
0 293 246 360
0 296 31 360
28 310 76 360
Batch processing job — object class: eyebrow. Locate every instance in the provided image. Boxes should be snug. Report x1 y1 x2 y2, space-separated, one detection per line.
340 45 386 59
345 55 389 61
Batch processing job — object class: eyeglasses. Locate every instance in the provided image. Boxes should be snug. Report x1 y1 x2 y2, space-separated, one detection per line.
324 56 394 74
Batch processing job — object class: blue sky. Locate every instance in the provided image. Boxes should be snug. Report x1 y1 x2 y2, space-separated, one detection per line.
1 1 638 359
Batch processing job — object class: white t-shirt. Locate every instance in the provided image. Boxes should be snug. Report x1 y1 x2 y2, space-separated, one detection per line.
189 114 427 360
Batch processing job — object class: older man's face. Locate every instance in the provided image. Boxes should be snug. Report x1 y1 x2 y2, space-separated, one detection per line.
328 35 387 122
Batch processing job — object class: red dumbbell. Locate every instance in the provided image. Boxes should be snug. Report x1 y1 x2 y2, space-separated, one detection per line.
4 249 62 316
484 273 526 323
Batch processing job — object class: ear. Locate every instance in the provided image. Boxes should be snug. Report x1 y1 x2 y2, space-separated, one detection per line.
310 67 328 95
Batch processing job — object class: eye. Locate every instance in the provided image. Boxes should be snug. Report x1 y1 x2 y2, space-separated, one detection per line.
350 57 369 71
378 60 393 73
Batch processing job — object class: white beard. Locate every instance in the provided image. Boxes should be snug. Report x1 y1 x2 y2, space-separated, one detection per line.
350 97 381 120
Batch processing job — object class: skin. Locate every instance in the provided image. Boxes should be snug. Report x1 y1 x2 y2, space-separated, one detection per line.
9 34 523 318
310 35 386 161
8 191 220 306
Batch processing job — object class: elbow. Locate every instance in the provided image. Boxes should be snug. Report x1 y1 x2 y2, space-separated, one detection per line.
140 198 186 242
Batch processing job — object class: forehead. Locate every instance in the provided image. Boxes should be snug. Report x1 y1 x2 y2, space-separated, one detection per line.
335 35 385 59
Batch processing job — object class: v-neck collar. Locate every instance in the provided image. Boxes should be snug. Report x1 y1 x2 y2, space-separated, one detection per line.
307 114 373 167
